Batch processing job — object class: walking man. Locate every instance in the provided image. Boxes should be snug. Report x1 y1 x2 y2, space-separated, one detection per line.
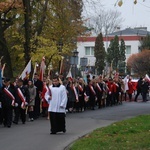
45 75 67 134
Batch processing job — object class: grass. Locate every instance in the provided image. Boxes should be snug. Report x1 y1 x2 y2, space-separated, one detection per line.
69 115 150 150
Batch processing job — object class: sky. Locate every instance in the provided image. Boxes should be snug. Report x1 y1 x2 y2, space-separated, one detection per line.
83 0 150 31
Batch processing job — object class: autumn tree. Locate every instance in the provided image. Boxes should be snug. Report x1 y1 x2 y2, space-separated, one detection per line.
127 50 150 76
0 0 22 77
94 33 106 74
1 0 86 77
140 34 150 50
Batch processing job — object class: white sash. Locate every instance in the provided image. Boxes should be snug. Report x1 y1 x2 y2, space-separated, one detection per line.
96 83 102 92
17 88 26 109
89 85 96 95
73 85 78 101
4 88 15 106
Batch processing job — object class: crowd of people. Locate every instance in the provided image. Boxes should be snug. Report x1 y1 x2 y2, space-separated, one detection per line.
0 73 149 133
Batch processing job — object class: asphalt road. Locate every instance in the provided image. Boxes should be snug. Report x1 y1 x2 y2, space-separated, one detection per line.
0 100 150 150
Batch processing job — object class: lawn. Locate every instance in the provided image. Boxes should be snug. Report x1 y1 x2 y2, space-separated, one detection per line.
69 115 150 150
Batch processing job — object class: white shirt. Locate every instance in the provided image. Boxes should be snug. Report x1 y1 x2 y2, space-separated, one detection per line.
45 84 67 113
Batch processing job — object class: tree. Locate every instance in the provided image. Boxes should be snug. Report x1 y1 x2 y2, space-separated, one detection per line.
140 34 150 50
118 39 126 75
0 0 22 78
86 9 123 36
127 50 150 76
107 35 120 70
1 0 86 78
106 36 126 75
94 32 106 75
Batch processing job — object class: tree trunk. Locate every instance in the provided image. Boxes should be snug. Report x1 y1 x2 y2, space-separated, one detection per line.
22 0 31 65
0 17 13 78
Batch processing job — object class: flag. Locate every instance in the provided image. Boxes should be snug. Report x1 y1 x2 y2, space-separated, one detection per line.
20 60 31 80
123 75 129 91
1 63 6 77
39 57 46 81
145 74 150 82
32 62 38 80
66 67 73 81
0 68 2 89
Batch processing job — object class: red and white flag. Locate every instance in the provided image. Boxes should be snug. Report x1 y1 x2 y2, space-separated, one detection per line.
145 74 150 82
20 60 31 80
66 67 73 81
39 57 46 81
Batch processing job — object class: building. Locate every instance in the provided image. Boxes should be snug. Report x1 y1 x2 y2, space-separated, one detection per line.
77 27 150 74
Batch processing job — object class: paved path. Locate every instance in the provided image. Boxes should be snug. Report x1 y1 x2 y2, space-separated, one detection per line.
0 100 150 150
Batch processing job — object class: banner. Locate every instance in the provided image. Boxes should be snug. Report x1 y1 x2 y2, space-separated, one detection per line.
20 60 31 80
39 57 46 81
66 67 73 81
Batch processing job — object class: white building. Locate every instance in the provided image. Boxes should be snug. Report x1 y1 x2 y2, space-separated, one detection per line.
77 27 150 73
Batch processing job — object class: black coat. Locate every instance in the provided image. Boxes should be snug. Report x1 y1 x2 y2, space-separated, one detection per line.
1 84 16 107
15 85 30 107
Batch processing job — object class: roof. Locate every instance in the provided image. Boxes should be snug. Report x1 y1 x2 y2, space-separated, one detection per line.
108 28 150 36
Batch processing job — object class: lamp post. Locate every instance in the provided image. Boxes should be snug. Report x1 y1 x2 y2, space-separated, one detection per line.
72 49 79 78
57 40 63 74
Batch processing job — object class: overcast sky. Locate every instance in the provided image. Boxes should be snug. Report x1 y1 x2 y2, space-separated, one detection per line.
83 0 150 31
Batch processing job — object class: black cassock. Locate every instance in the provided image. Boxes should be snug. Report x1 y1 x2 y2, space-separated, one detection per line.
50 112 66 134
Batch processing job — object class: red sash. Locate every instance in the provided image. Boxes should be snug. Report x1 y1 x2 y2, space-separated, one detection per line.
17 88 26 109
3 88 15 106
78 85 83 92
96 83 102 92
89 85 96 95
72 85 78 101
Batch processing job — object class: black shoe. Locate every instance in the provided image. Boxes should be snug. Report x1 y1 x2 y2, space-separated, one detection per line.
7 125 11 128
50 132 56 134
13 121 18 124
22 122 25 124
63 129 66 133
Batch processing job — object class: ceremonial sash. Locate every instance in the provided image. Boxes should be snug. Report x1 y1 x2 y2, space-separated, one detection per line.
96 83 102 92
47 86 52 96
78 85 83 92
89 85 96 95
78 85 88 100
115 83 119 87
4 88 15 106
72 85 78 101
17 88 26 109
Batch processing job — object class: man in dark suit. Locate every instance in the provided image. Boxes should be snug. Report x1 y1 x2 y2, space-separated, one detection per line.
1 78 16 128
13 78 30 124
33 73 43 119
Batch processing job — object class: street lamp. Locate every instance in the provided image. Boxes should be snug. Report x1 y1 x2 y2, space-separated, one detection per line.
72 49 79 78
57 39 63 74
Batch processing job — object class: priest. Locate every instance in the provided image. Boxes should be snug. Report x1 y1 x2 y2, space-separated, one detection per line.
45 75 68 134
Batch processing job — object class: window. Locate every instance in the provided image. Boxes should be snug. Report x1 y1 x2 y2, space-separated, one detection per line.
91 47 94 55
126 46 131 54
85 47 94 56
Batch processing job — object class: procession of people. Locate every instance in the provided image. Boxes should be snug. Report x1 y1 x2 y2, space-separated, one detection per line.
0 71 150 134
